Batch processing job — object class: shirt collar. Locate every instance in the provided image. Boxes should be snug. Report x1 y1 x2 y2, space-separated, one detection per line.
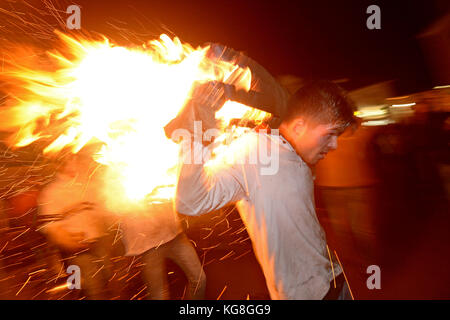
267 133 307 165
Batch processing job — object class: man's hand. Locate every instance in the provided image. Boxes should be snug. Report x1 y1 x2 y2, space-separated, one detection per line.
164 81 233 142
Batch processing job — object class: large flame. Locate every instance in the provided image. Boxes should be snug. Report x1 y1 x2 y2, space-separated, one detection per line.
0 32 268 212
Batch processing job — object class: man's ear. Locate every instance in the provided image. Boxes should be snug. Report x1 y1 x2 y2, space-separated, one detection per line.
292 118 306 137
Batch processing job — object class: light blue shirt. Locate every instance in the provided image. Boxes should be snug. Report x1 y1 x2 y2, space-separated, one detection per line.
176 132 342 299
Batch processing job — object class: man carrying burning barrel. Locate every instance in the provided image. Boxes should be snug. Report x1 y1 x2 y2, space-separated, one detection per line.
169 44 357 300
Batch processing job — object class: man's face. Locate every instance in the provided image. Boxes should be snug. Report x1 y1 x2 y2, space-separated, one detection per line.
288 120 345 165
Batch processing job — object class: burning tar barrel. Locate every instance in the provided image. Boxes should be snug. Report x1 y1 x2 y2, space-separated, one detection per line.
164 43 290 139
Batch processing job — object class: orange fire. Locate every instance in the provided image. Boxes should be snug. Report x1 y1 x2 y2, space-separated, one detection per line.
0 32 269 211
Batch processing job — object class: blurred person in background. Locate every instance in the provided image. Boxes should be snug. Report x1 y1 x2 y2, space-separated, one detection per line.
116 199 206 300
0 199 10 299
314 125 381 264
37 146 116 299
370 92 449 255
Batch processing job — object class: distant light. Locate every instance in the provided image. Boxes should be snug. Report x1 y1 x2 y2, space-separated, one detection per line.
362 119 393 126
386 95 410 100
354 107 388 118
433 85 450 89
391 103 416 107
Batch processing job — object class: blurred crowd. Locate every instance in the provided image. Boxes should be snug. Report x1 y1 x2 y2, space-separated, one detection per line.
315 88 449 271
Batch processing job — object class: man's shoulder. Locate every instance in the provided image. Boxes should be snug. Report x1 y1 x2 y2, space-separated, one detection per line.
224 130 281 149
210 131 270 162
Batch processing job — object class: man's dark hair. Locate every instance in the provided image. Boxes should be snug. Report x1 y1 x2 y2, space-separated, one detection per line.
281 80 356 128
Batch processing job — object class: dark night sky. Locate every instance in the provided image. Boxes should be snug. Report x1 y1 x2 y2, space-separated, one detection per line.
2 0 449 92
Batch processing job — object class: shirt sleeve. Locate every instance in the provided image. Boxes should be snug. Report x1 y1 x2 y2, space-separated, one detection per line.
175 141 247 216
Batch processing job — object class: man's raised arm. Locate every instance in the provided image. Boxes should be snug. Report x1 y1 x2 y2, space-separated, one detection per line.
175 140 246 216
